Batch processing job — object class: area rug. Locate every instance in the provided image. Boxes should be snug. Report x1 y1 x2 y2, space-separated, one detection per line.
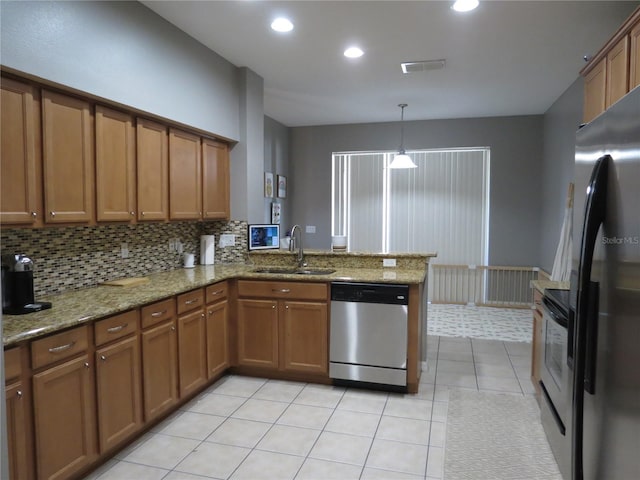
444 389 562 480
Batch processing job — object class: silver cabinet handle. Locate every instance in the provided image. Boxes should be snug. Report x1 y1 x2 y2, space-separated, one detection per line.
208 310 214 315
151 310 167 317
107 323 127 333
185 299 199 305
285 305 289 309
210 290 224 296
84 362 90 369
130 211 135 216
272 305 276 309
50 211 56 217
201 313 205 318
141 212 146 216
171 326 176 331
31 212 37 217
48 341 75 353
16 390 23 398
100 355 106 361
272 288 291 293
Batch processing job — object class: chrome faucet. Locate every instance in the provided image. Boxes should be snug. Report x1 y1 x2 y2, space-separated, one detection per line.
289 224 305 267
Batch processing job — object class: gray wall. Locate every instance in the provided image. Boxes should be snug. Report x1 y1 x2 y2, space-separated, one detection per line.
539 78 584 273
290 116 543 266
0 1 239 140
264 116 291 230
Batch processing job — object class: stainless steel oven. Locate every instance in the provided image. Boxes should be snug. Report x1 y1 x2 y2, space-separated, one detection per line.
539 288 571 480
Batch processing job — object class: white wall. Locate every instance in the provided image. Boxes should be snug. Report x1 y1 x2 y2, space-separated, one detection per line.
1 1 240 140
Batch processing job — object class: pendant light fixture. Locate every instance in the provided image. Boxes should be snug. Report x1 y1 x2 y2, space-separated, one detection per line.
389 103 417 169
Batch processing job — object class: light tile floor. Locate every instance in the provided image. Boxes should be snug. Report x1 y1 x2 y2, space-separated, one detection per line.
84 335 535 480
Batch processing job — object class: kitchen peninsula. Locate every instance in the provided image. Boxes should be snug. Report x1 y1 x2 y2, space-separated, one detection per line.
3 250 435 480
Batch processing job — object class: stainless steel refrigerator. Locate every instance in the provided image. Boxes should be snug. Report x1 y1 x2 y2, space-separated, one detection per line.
571 85 640 480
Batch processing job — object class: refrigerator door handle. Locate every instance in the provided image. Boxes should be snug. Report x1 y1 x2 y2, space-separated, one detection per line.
583 281 599 395
573 154 610 480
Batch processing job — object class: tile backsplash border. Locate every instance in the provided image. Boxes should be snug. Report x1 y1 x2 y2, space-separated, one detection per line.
1 220 248 297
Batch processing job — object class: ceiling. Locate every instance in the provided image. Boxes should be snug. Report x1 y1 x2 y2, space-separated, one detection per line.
142 1 638 127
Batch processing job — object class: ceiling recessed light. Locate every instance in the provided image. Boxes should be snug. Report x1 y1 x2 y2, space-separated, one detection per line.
271 17 293 33
452 0 479 12
344 46 364 59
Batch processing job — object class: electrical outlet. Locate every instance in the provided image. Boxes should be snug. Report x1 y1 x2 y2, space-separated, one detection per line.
219 234 235 247
121 242 129 259
176 241 183 254
383 258 397 267
305 225 316 234
169 240 175 252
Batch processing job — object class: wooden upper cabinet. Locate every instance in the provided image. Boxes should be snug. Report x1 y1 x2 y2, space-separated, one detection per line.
583 59 607 123
169 128 202 220
136 118 168 221
1 78 41 226
42 90 94 224
606 35 630 108
95 106 136 222
202 139 230 220
631 21 640 90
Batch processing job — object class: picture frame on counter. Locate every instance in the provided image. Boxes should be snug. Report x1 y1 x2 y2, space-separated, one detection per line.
264 172 274 198
277 175 287 198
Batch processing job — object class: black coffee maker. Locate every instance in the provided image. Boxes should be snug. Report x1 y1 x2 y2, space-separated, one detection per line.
1 254 52 315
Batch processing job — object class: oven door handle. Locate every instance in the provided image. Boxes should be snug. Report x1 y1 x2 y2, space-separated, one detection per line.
542 297 568 328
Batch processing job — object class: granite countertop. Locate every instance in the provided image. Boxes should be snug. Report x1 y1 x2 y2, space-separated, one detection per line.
3 254 432 347
531 279 570 294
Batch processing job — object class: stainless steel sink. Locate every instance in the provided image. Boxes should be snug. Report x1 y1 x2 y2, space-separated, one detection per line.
295 269 336 275
252 268 336 275
252 268 297 274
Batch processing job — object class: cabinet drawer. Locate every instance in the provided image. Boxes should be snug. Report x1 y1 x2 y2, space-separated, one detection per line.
95 309 139 346
31 325 89 370
4 346 22 383
177 288 205 315
206 282 228 304
237 280 328 301
141 298 176 329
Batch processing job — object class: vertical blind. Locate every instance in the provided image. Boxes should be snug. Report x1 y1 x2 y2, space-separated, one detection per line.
332 148 490 265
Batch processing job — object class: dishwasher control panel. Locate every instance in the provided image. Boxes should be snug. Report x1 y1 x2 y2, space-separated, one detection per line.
330 282 408 305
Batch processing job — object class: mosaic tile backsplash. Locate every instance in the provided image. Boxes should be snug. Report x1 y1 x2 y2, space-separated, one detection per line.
1 220 248 297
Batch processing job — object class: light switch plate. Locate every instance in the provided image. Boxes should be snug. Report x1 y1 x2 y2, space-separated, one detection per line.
219 234 235 247
120 242 129 259
305 225 316 234
383 258 397 267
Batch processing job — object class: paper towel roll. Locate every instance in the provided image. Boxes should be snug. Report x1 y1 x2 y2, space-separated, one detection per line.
200 235 215 265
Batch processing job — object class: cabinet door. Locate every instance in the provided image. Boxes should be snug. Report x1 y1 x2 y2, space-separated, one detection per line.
206 299 229 379
32 355 97 480
169 128 201 220
0 78 40 225
136 118 168 221
281 301 328 374
95 335 143 452
237 299 279 369
178 308 208 397
42 90 93 223
95 106 136 222
631 22 640 90
141 320 178 421
583 58 606 123
6 381 33 480
606 35 630 108
202 139 230 220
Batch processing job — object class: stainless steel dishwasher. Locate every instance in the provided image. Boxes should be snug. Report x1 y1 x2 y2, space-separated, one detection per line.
330 282 409 387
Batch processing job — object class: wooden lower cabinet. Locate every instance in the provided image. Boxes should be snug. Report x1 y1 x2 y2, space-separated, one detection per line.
281 301 328 374
32 355 98 480
95 335 143 452
141 320 178 422
5 381 32 480
237 299 279 369
178 308 208 397
206 297 229 379
236 281 329 375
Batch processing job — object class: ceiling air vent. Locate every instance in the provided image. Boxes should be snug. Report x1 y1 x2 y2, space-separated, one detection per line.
401 59 446 74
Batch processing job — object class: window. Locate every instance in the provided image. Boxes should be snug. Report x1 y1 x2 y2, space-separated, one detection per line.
332 148 490 265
